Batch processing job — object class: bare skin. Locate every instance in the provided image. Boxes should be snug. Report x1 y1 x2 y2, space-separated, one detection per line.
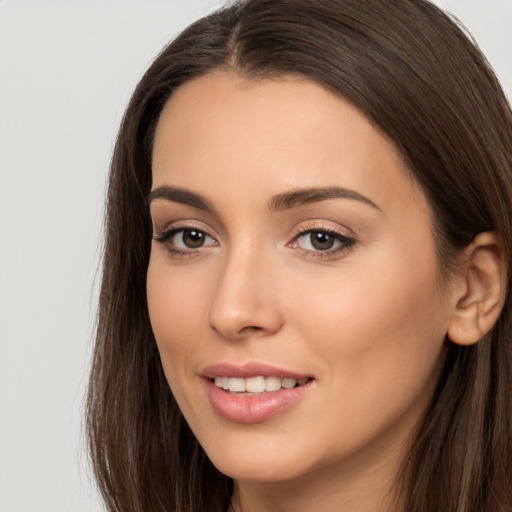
147 72 504 512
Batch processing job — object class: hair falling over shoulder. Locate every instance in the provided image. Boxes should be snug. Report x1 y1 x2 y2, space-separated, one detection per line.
86 1 512 511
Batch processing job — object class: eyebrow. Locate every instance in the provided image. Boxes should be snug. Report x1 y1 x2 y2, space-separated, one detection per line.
148 185 380 213
268 186 381 212
148 185 216 212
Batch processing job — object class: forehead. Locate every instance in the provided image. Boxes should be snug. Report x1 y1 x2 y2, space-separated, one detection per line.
152 72 428 221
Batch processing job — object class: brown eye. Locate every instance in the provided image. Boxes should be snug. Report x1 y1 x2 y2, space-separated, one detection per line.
153 227 217 253
180 229 206 248
309 231 335 251
293 228 355 256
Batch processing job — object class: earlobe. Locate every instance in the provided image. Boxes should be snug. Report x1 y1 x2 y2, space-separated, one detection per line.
447 232 507 346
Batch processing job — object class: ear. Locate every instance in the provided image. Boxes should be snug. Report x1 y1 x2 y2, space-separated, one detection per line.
448 231 507 346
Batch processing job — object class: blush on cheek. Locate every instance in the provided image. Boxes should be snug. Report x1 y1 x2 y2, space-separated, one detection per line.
296 248 446 388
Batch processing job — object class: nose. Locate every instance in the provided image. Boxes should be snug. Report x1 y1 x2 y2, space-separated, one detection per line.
208 245 284 340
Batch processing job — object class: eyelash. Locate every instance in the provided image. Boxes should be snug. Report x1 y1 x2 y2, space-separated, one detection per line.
291 224 356 259
153 224 218 259
153 223 356 260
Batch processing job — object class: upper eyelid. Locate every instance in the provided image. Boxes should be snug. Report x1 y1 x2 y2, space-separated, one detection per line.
152 226 218 258
295 225 351 236
293 219 356 237
154 219 218 236
154 225 218 242
154 227 355 263
152 219 356 243
292 227 356 245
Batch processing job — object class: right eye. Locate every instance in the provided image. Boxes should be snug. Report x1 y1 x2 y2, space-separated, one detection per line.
172 228 214 249
153 227 218 255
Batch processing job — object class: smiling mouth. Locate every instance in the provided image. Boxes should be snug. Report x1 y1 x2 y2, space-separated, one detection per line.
212 376 312 396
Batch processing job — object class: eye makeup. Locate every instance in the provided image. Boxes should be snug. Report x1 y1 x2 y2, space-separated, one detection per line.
153 224 219 259
290 226 356 260
152 219 357 262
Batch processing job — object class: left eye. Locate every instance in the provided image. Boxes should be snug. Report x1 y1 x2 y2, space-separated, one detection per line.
295 230 351 252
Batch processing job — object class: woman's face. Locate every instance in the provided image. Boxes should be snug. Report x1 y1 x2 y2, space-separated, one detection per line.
147 73 455 484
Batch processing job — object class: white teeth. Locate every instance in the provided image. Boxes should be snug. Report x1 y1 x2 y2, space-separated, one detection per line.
265 376 282 392
213 375 308 393
228 377 245 392
245 376 266 393
215 376 231 390
281 378 297 389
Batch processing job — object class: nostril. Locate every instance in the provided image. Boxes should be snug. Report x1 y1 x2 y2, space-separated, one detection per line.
240 326 263 332
208 293 284 340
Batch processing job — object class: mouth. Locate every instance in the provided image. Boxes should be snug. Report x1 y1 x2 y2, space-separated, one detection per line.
201 363 314 423
212 375 312 396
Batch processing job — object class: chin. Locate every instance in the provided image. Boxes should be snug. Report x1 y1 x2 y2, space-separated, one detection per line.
212 455 310 483
196 426 320 483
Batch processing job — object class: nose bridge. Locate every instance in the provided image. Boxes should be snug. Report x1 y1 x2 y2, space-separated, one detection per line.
208 238 282 339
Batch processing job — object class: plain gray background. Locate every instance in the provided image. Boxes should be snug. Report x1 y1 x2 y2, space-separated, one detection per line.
0 1 510 510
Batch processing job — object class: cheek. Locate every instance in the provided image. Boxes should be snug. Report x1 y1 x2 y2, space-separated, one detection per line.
146 259 214 433
146 259 205 378
293 245 449 419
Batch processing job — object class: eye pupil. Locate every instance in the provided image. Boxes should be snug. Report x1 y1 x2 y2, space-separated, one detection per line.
183 229 205 248
311 231 335 250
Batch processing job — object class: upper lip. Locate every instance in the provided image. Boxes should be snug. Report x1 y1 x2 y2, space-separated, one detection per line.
201 362 312 380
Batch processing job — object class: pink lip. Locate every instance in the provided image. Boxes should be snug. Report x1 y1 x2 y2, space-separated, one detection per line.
201 362 314 424
201 362 310 379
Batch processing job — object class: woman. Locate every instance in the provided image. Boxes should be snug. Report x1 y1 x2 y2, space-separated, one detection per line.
87 0 512 511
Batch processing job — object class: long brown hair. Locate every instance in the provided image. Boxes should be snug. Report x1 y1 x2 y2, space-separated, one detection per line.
87 1 512 510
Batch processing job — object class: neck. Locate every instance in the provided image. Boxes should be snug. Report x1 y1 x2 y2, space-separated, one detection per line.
229 440 407 512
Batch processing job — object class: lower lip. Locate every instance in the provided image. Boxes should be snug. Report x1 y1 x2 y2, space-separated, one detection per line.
204 379 313 424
